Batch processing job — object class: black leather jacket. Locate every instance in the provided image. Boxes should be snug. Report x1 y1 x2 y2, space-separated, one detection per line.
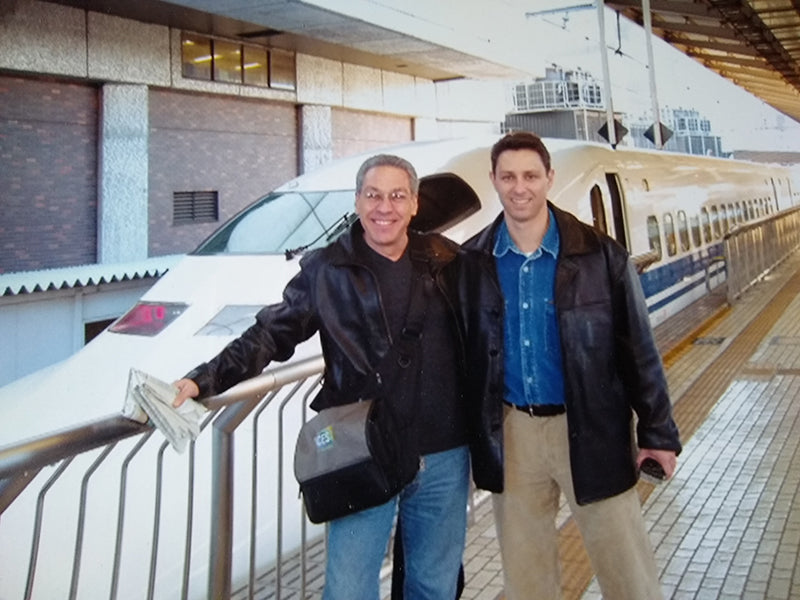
463 204 681 504
186 221 504 492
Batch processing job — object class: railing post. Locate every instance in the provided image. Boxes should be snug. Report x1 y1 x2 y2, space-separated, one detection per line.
208 396 262 599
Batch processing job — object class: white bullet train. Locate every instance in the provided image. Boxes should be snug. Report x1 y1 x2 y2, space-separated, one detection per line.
1 136 798 599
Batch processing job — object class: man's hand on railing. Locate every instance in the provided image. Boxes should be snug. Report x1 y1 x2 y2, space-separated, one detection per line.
173 378 200 408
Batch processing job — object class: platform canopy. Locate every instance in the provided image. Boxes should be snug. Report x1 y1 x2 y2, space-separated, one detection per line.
607 0 800 123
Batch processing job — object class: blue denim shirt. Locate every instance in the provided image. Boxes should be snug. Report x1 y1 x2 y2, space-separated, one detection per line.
493 211 566 407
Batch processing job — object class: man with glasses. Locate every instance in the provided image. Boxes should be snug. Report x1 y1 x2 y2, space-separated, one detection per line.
174 153 502 598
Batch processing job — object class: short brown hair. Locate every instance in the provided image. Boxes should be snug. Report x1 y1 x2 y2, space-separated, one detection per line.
490 132 551 173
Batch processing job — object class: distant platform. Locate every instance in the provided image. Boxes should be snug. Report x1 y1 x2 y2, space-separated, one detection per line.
456 249 800 600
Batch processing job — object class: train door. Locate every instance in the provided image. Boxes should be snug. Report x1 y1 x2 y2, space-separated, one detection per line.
589 175 629 251
606 173 629 251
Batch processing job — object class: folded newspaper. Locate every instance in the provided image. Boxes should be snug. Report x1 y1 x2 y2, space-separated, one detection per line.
122 368 206 453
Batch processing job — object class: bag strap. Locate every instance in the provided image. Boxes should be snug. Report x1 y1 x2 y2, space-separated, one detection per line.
359 269 432 400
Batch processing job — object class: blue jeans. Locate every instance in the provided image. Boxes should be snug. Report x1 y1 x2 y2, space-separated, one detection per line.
322 445 470 600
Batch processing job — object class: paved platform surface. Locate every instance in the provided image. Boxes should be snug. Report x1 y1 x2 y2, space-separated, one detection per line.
456 250 800 600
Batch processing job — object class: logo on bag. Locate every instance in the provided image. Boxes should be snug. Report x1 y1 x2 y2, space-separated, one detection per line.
315 426 335 450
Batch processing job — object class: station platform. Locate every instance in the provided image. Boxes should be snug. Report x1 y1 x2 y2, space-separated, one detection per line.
455 250 800 600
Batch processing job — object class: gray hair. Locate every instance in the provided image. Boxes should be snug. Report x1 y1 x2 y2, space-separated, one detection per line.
355 154 419 195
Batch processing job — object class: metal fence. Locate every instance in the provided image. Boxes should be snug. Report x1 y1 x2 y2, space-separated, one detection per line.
724 206 800 302
0 354 481 600
0 356 330 600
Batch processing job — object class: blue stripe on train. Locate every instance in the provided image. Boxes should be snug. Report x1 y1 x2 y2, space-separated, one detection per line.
639 243 725 313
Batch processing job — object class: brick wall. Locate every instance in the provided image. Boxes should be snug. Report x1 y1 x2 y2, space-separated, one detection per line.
0 75 98 273
148 89 298 256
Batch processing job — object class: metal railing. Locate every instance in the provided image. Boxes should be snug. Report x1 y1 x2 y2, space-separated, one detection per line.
724 206 800 302
0 354 482 600
0 356 328 600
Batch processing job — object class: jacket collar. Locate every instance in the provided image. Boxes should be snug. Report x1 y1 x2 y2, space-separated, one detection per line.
329 219 456 271
471 201 601 259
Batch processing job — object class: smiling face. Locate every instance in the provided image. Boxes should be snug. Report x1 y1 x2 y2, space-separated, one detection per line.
355 165 419 261
490 148 555 229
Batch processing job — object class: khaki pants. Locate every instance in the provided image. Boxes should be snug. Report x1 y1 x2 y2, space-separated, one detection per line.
492 406 663 600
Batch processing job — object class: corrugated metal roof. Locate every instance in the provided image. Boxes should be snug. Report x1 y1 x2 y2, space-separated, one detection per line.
608 0 800 124
0 255 182 297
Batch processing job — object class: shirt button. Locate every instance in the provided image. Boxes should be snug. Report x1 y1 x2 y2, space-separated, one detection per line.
522 266 529 273
526 377 533 384
522 302 529 309
523 340 531 347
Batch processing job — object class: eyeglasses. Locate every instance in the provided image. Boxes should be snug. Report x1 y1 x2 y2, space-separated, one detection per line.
360 189 412 205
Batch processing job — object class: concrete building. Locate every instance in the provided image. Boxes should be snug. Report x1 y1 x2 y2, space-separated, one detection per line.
629 107 724 156
0 0 529 385
504 66 625 145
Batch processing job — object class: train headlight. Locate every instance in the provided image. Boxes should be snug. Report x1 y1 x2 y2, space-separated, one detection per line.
110 302 188 336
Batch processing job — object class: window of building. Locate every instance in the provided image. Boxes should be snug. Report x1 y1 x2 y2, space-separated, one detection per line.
174 191 219 225
701 207 712 243
663 212 677 256
646 215 662 260
181 34 212 80
213 39 242 83
677 210 690 251
181 32 295 91
243 45 269 86
270 49 296 90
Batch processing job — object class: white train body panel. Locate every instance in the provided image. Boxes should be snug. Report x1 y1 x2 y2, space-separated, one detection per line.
1 137 798 599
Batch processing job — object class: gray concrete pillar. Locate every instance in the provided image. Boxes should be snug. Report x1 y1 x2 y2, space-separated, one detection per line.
298 104 333 175
98 83 149 263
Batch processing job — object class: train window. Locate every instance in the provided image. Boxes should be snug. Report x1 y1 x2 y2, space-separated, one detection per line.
727 204 735 227
700 208 712 243
410 174 481 233
734 202 743 223
196 305 263 336
710 206 721 238
646 216 662 260
193 174 481 256
194 189 357 255
720 205 728 234
677 210 690 251
689 214 702 247
663 213 677 256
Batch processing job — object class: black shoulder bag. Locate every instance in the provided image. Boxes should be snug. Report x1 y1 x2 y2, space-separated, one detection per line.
293 272 431 524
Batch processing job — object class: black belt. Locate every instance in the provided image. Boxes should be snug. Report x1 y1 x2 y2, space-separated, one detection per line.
503 400 565 417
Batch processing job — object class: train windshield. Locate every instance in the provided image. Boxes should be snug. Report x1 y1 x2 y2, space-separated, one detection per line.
194 189 355 255
193 173 482 256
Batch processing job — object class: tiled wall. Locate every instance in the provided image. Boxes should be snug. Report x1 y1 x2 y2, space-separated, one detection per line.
148 89 299 256
0 75 98 273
